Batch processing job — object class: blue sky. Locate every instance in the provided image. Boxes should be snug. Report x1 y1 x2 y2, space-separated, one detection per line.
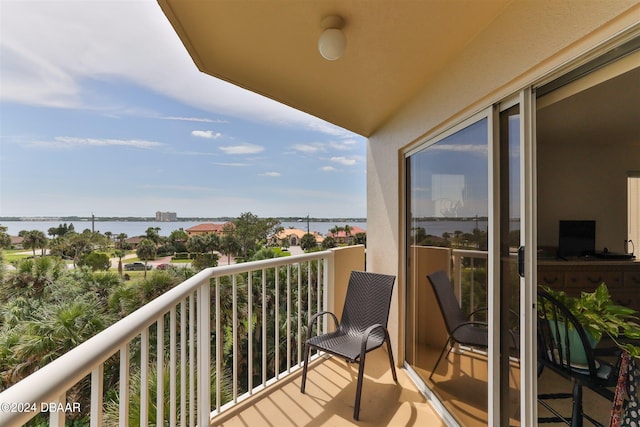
0 1 366 218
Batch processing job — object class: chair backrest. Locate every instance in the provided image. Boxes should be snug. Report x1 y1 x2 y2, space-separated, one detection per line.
339 271 396 336
427 270 467 333
537 290 600 376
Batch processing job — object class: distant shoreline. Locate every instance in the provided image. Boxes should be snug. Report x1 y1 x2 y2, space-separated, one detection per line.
0 216 488 222
0 216 366 223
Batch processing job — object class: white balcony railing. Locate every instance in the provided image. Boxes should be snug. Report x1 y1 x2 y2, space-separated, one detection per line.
451 248 489 318
0 250 338 427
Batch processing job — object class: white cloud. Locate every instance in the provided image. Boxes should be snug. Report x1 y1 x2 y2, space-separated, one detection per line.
192 130 222 139
162 116 227 123
29 136 164 150
140 184 216 193
260 172 281 177
292 143 325 154
219 144 264 155
0 1 357 137
320 166 338 172
329 138 361 151
213 162 249 167
330 156 357 166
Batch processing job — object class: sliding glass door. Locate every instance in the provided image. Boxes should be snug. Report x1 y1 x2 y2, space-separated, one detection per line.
405 113 490 426
404 97 535 426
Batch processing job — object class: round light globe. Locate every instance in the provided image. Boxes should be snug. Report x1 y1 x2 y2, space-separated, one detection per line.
318 28 346 60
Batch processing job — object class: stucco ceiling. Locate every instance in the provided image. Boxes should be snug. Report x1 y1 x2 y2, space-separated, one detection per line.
158 0 512 137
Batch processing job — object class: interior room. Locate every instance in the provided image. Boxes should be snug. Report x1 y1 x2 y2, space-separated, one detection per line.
537 53 640 260
535 49 640 425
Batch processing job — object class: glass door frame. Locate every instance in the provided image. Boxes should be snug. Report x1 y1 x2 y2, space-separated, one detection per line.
488 90 537 426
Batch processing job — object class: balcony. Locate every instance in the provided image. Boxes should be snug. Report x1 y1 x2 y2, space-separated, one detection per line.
0 246 444 426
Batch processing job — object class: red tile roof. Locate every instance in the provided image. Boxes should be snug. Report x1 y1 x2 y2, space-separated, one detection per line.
185 222 232 234
326 225 366 238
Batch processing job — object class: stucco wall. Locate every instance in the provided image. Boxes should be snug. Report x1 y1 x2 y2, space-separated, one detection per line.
366 1 640 357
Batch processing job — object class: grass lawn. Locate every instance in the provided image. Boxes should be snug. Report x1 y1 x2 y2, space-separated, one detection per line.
2 249 33 263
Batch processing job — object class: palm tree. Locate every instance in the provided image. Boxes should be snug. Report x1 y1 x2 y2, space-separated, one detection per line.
136 239 157 278
219 224 240 265
102 361 232 426
112 249 126 276
116 233 128 250
20 230 47 257
344 224 352 244
104 231 113 249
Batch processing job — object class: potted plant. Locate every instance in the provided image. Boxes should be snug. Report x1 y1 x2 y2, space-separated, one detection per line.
540 283 640 360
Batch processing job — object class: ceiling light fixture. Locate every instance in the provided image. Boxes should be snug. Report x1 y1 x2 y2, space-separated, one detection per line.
318 15 346 61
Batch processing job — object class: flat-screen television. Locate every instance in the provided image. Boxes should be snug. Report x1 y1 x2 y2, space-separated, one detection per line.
558 220 596 258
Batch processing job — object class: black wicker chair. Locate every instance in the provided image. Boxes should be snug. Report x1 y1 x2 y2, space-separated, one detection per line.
537 289 618 427
300 270 397 421
427 270 490 380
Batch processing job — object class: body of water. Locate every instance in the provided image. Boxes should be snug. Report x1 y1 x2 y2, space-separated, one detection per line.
1 218 503 239
1 220 367 238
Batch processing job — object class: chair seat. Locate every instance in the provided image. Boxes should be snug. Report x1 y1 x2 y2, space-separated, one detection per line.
451 325 488 348
549 358 614 381
307 330 385 362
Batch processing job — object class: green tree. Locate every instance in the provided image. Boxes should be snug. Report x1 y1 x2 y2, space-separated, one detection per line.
322 236 337 249
344 224 352 244
186 235 208 255
78 252 111 271
219 223 240 265
136 239 157 278
47 223 73 238
168 228 189 253
353 232 367 246
103 231 113 249
20 230 48 257
112 249 125 276
0 226 11 249
204 232 220 255
65 231 96 267
116 233 128 250
233 212 280 259
300 233 317 251
145 227 162 245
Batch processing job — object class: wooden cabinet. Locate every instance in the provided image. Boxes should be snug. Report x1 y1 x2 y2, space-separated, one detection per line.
538 260 640 311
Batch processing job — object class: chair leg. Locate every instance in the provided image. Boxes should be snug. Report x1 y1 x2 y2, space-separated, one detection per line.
429 338 452 381
385 335 398 383
354 353 367 421
571 380 583 427
300 343 311 393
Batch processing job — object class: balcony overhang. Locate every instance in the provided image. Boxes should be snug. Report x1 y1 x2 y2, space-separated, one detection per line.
157 0 511 137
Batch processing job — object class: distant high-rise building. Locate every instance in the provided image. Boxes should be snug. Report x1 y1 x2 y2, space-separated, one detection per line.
156 211 177 222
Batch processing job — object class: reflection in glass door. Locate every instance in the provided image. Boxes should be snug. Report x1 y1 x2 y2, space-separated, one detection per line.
405 116 490 427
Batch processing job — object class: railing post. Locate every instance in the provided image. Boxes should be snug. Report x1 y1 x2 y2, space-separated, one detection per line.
323 256 330 332
49 394 66 427
140 329 149 427
215 278 221 412
197 281 211 427
119 344 129 426
90 365 104 427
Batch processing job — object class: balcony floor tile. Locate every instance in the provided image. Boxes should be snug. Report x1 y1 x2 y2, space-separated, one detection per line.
212 349 445 426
